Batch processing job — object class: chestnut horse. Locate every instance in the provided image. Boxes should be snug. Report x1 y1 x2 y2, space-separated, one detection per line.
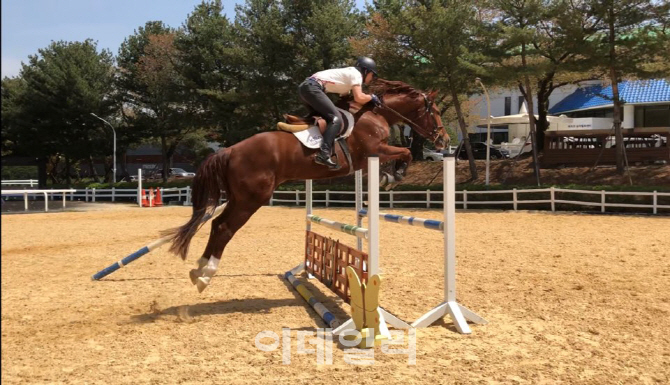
167 79 449 292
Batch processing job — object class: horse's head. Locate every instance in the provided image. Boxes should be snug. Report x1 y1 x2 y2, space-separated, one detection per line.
371 80 450 150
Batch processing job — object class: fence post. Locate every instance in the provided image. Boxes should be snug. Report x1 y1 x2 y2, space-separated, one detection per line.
390 190 394 208
601 190 606 213
186 186 191 206
85 188 89 202
43 192 48 212
112 187 116 202
513 188 518 211
137 169 142 207
463 190 468 210
326 190 330 207
295 190 299 206
653 191 658 215
550 187 555 212
426 189 430 208
63 191 66 209
23 192 28 211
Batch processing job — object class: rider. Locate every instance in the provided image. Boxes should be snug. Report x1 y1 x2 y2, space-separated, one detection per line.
299 56 382 169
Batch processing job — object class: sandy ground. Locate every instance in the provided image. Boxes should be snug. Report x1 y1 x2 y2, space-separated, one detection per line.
2 205 669 384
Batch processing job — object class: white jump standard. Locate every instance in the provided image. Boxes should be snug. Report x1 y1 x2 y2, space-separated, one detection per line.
287 154 486 335
409 155 487 333
288 156 411 337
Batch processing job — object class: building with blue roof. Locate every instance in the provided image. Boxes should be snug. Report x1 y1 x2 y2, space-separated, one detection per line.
542 79 669 165
549 79 670 129
468 78 669 165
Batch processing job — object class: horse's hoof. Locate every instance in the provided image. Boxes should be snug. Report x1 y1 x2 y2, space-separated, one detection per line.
189 269 200 285
196 277 210 293
394 172 404 181
381 172 395 188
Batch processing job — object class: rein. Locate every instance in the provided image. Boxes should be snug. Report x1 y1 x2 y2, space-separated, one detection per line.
377 93 442 142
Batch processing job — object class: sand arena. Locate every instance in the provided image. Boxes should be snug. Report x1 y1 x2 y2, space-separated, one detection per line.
2 205 669 384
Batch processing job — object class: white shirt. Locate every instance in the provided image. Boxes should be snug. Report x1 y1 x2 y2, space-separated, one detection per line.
311 67 363 94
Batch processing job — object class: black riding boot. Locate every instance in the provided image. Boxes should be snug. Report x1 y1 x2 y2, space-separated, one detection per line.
315 120 340 169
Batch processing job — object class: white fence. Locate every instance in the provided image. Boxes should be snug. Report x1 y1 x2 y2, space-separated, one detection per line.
1 179 39 187
268 188 670 214
2 184 668 214
0 189 77 212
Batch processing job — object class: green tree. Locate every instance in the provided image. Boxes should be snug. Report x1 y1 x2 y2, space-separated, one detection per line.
175 1 243 144
1 77 28 157
492 0 546 185
175 0 362 145
518 0 605 147
2 40 117 186
585 0 669 173
118 22 199 181
356 0 491 179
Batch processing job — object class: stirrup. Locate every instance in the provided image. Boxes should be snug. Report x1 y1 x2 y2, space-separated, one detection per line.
315 153 339 169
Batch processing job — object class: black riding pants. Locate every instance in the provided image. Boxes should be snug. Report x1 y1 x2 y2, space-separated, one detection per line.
298 78 342 151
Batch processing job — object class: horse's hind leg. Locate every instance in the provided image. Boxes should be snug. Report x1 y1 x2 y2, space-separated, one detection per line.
191 197 269 293
189 205 234 287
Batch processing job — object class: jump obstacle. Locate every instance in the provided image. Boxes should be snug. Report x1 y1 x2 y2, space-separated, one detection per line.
91 204 227 280
286 155 486 334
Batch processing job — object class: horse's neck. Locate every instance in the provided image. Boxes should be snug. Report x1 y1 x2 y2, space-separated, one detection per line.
384 96 414 115
378 97 416 126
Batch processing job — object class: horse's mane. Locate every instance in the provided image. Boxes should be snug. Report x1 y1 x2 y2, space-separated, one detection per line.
369 79 422 98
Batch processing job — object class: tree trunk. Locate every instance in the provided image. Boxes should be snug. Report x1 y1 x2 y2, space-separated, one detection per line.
65 155 72 187
88 156 100 183
103 160 112 184
48 156 61 185
167 143 177 169
536 78 552 151
609 5 625 174
161 134 169 183
119 149 130 182
449 85 478 180
38 157 48 188
521 43 541 186
410 132 425 160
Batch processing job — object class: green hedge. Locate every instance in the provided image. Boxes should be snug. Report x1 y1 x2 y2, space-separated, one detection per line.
1 166 38 180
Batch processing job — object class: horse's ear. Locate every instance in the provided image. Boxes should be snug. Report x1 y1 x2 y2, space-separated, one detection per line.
428 90 439 100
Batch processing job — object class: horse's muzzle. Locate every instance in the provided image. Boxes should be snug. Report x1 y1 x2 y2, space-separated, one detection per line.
433 133 450 151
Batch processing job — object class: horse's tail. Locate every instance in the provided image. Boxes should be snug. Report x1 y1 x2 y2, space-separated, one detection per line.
165 149 230 260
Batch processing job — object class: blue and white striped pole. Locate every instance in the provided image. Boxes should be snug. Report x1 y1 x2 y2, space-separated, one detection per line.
358 209 444 231
91 203 227 280
306 214 369 239
285 271 340 329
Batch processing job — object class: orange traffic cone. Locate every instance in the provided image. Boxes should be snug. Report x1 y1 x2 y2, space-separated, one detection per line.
141 189 149 207
149 188 155 207
154 187 163 207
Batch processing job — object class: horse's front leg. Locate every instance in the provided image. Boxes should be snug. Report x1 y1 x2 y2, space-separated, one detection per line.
377 144 412 181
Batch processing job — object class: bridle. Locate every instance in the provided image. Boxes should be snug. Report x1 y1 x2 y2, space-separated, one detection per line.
377 93 444 143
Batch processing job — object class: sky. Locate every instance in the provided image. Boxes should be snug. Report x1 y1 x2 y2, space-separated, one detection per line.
1 0 367 79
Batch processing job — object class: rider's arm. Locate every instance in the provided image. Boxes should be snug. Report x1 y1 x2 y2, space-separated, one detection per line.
351 85 373 105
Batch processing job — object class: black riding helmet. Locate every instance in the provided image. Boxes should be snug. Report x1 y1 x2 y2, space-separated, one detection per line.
355 56 378 79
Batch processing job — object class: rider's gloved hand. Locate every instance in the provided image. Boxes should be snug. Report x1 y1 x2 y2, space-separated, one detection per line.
370 94 382 107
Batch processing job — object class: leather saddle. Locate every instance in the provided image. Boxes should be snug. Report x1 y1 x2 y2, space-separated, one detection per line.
277 114 327 133
276 108 355 137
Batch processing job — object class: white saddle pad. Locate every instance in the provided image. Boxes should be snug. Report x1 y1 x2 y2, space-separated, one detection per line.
293 108 355 149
